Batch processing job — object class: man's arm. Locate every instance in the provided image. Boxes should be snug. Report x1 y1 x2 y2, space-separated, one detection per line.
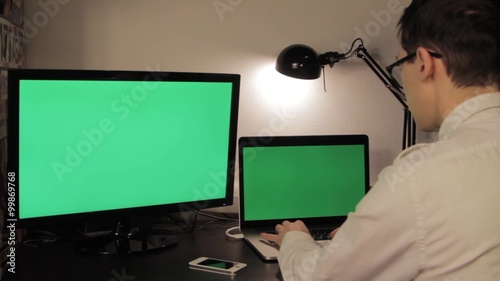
265 162 424 281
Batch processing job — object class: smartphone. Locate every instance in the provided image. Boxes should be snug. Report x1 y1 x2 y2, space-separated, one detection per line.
189 257 247 276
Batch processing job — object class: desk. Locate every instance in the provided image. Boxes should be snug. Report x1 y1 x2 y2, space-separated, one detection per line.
4 223 282 281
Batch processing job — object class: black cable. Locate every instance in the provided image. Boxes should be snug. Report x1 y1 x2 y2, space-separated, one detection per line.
344 38 364 56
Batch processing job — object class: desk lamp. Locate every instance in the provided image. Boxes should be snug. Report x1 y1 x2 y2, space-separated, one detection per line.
276 38 416 149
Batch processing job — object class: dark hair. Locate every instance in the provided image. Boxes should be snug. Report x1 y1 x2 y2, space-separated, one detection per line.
398 0 500 88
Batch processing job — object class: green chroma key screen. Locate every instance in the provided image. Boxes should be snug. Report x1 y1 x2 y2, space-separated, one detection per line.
19 79 233 219
242 145 366 221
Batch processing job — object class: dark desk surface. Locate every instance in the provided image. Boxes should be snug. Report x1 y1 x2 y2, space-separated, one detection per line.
4 223 282 281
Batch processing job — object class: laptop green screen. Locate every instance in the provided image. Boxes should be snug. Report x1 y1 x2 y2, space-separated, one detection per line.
242 144 366 221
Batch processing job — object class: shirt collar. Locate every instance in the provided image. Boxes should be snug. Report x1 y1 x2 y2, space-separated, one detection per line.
438 92 500 140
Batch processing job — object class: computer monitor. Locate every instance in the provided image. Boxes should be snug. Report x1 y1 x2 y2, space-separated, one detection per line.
7 69 240 253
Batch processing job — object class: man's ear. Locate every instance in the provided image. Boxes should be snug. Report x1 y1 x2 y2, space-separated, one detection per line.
415 47 436 83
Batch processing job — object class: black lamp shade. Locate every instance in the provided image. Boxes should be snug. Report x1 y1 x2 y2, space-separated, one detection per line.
275 44 321 80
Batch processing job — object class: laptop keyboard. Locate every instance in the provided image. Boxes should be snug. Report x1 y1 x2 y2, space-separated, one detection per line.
262 228 333 241
310 228 333 241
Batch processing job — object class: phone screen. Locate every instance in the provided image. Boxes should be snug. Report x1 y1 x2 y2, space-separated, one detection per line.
199 259 235 269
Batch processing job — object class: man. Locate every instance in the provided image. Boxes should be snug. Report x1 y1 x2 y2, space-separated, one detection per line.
261 0 500 280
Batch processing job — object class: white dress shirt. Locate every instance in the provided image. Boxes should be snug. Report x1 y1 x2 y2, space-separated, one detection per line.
278 92 500 281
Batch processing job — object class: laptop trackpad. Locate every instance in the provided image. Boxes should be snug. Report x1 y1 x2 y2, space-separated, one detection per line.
244 233 279 261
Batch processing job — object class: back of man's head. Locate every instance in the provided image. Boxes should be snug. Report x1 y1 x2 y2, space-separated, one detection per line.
398 0 500 88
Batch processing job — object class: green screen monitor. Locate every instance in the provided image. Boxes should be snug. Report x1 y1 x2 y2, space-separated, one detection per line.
8 69 240 253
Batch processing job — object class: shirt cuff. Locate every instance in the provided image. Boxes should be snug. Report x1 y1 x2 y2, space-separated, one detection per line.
278 231 322 281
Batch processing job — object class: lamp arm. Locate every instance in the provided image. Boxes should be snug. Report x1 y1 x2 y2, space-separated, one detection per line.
354 46 408 108
354 46 416 149
279 40 418 149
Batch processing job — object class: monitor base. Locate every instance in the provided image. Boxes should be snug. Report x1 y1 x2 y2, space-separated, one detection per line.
75 220 178 254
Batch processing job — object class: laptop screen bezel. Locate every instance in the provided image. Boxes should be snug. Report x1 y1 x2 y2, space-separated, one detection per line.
238 134 370 229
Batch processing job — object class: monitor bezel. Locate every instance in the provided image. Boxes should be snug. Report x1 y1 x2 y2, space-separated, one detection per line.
8 68 240 227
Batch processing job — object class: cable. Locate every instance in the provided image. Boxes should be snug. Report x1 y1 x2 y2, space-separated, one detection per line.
225 226 244 240
198 211 238 222
345 38 364 57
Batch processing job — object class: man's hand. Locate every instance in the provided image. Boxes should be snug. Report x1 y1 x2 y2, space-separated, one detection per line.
330 227 340 238
260 220 311 247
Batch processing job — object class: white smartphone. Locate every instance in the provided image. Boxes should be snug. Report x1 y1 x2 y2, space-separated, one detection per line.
189 257 247 276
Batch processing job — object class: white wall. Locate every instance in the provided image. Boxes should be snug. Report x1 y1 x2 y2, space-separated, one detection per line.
24 0 426 196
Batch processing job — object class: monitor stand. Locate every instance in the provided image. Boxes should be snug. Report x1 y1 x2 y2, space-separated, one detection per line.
75 219 178 254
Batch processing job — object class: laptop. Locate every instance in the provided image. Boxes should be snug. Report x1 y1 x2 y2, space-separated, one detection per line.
238 135 370 260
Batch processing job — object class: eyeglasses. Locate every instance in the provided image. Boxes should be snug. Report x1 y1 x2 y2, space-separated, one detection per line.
386 50 444 89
